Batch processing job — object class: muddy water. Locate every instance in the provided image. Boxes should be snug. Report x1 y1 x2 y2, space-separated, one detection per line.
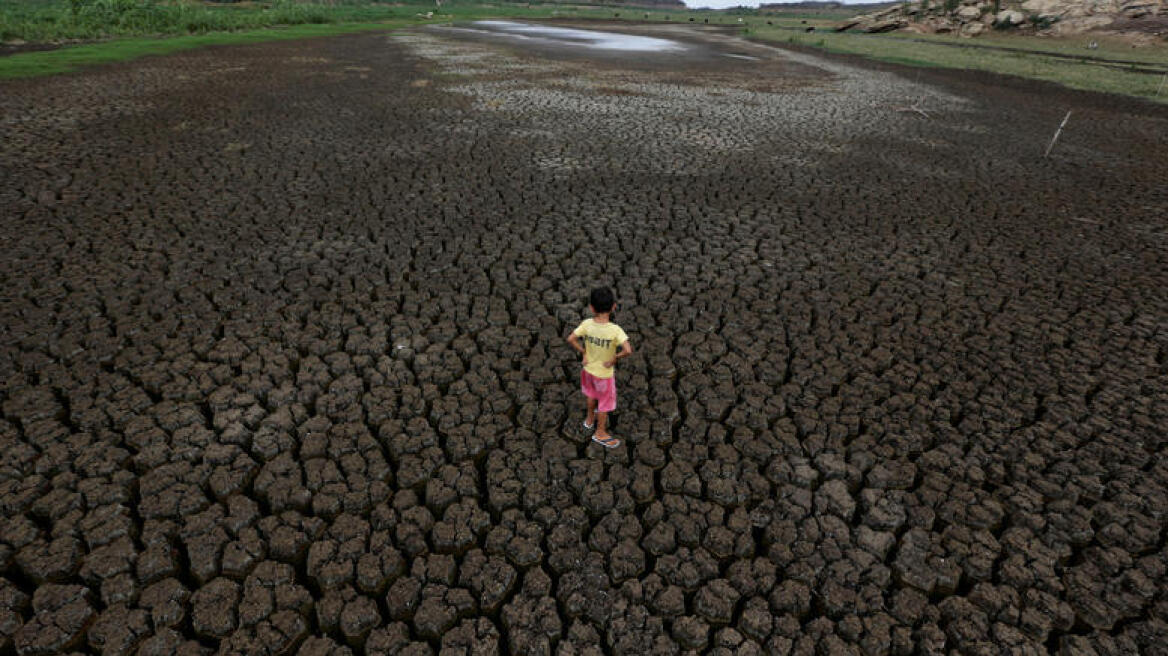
453 20 689 53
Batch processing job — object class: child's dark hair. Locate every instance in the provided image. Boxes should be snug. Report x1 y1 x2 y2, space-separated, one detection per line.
590 287 615 313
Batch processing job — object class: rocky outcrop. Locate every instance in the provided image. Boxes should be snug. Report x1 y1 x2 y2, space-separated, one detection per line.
839 0 1167 36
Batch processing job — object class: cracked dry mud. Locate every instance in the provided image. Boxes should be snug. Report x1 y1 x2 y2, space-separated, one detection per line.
1 21 1167 656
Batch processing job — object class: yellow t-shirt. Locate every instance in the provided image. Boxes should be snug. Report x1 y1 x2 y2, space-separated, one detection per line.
574 319 628 379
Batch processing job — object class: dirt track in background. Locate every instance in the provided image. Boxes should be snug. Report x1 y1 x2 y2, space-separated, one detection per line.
1 24 1167 656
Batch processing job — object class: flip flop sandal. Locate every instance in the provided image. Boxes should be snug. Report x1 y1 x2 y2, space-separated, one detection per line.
592 435 621 449
583 420 595 430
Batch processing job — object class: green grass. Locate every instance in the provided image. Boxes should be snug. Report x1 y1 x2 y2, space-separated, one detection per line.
0 0 836 43
756 26 1168 103
861 28 1168 67
0 1 578 78
0 0 391 42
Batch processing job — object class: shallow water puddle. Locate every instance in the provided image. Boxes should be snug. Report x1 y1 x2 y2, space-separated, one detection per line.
457 20 688 53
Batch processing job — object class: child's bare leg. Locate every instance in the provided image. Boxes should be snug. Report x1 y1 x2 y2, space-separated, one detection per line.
586 398 597 426
595 411 609 439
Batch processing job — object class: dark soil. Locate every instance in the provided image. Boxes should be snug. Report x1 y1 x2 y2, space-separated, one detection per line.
0 42 64 58
1 25 1166 656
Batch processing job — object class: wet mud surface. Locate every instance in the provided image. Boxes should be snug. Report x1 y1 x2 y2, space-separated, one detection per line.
1 23 1167 656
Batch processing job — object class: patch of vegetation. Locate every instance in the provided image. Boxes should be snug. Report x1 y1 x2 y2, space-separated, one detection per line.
0 0 775 44
0 1 775 78
755 25 1168 103
2 0 363 41
1027 13 1058 30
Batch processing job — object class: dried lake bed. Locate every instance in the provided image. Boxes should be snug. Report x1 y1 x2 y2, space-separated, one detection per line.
0 22 1166 656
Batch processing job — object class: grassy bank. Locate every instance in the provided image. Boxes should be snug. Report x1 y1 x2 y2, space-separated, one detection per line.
752 26 1168 103
1 0 738 43
0 1 564 78
0 0 772 79
2 0 385 42
3 0 1167 104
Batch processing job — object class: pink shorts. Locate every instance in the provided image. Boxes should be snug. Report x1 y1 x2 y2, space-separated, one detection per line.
580 370 617 413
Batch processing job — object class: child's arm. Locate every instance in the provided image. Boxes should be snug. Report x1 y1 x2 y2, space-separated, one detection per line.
604 340 633 368
567 333 587 365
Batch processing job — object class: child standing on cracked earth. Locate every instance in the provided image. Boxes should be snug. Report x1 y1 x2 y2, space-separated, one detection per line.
567 287 633 448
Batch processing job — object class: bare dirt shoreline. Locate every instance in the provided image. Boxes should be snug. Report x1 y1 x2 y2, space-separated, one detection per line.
1 24 1165 655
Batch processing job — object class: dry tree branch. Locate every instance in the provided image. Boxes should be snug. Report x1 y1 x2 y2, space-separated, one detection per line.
1044 110 1072 158
891 95 930 118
